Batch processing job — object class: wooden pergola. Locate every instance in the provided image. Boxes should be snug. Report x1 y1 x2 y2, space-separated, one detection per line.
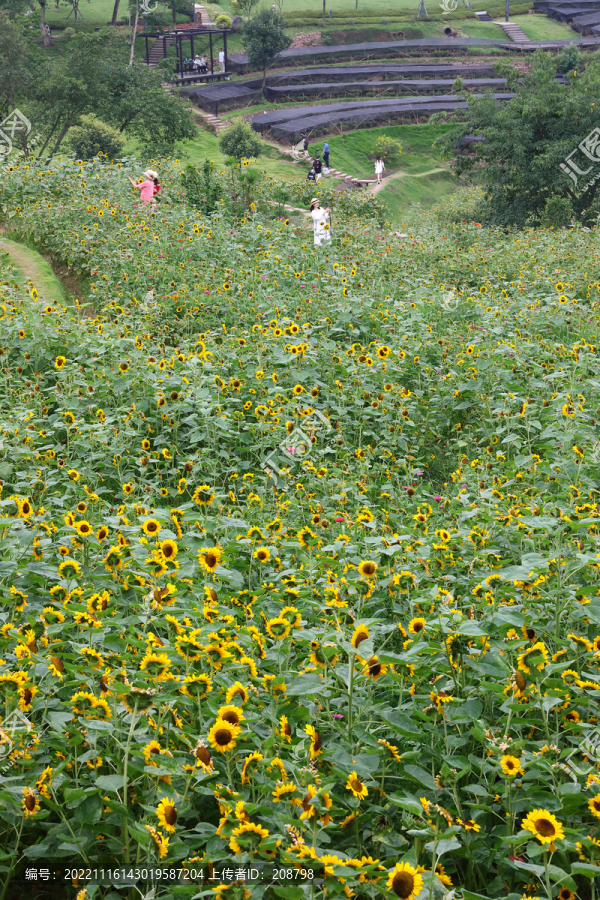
143 27 229 78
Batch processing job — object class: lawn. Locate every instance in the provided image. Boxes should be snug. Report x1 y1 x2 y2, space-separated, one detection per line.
123 123 308 183
377 167 459 219
323 122 455 178
510 12 578 40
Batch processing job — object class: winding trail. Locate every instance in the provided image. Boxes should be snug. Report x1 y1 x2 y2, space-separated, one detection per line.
370 166 449 195
0 234 66 306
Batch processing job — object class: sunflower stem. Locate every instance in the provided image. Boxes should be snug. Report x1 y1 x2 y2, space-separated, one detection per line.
0 817 23 900
122 700 139 865
348 651 355 745
543 850 552 900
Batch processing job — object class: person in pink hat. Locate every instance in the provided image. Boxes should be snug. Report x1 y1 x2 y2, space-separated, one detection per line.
128 169 158 205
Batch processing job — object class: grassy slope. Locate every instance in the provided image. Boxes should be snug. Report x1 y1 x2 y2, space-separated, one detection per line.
39 0 574 35
510 13 577 39
123 126 307 183
0 237 67 306
378 168 458 220
324 123 454 178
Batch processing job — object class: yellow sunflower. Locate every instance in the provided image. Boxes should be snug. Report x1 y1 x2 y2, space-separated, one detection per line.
22 788 41 817
159 539 178 561
358 560 377 578
350 624 370 649
229 821 269 854
155 798 178 833
522 809 564 844
192 485 215 506
408 617 426 634
346 771 368 799
207 719 241 753
217 705 245 727
305 724 322 758
500 754 523 777
141 518 161 537
197 545 223 573
387 862 423 900
588 795 600 818
253 547 271 563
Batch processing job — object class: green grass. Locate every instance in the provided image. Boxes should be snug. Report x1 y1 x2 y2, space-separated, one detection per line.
509 13 577 40
323 122 454 178
0 237 68 306
378 167 458 219
123 124 307 183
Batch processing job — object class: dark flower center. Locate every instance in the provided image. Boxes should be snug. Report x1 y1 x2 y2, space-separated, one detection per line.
536 818 555 837
392 871 415 899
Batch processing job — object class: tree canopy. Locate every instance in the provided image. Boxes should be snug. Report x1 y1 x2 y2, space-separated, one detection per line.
436 50 600 227
242 8 291 88
0 22 195 158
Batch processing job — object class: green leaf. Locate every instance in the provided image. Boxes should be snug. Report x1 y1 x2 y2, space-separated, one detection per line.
95 774 124 794
388 795 424 816
571 863 600 878
403 765 436 790
286 674 329 696
424 836 461 856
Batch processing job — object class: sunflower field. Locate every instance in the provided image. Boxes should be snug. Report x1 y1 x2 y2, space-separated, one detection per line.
0 155 600 900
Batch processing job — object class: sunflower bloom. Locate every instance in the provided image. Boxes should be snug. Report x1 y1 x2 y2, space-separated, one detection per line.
387 862 423 900
522 809 564 844
346 771 368 799
500 754 524 777
208 719 241 752
155 798 178 833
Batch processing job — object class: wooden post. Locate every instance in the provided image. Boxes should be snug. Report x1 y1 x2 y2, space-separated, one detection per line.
209 31 214 76
191 33 194 68
163 34 167 59
223 29 228 74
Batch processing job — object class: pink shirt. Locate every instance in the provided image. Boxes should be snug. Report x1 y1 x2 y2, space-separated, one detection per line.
135 179 155 203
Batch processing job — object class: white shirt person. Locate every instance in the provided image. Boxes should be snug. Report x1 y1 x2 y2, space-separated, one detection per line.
374 155 385 184
310 198 331 246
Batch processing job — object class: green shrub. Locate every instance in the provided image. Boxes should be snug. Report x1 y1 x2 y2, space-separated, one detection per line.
181 160 223 213
370 134 402 163
216 14 232 27
219 118 263 160
67 115 125 161
62 26 76 39
541 196 573 228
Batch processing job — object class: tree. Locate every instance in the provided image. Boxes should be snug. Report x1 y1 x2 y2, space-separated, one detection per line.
67 114 125 158
435 50 600 227
230 0 260 16
218 118 262 161
0 12 37 120
241 8 291 89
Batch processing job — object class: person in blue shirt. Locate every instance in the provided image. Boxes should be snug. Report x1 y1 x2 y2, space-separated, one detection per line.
323 141 330 171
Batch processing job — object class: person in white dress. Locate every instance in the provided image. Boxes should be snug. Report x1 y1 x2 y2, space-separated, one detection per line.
219 49 225 72
310 198 331 247
374 155 385 184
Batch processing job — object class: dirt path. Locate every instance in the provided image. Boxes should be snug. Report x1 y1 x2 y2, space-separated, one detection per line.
370 166 449 195
0 235 66 306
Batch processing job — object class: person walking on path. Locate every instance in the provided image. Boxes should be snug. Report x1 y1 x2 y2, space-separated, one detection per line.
313 155 322 184
128 169 158 206
219 48 225 72
374 155 385 185
310 197 331 247
323 141 330 173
